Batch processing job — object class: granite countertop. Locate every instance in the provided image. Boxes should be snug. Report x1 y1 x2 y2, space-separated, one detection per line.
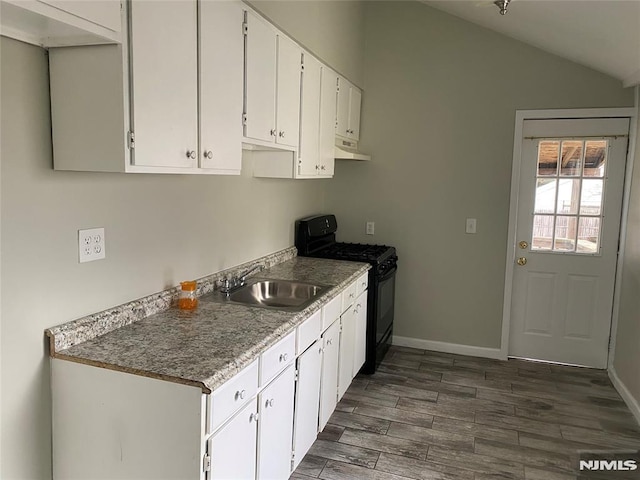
53 256 369 394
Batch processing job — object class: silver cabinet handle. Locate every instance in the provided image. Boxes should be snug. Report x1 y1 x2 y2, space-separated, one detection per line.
279 131 285 138
204 150 213 159
249 412 259 423
235 389 246 401
279 353 288 362
265 398 274 408
270 129 277 137
186 150 196 159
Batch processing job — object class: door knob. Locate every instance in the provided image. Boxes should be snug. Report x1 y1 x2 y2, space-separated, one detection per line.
519 241 528 249
517 257 527 266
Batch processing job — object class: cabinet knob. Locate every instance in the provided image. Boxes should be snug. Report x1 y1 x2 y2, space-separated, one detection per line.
279 353 289 362
204 150 213 159
357 303 362 309
362 282 367 288
349 293 355 299
249 413 259 423
235 389 246 401
321 165 326 170
279 131 285 138
270 129 277 137
326 339 332 346
186 150 196 159
315 165 319 170
266 398 275 408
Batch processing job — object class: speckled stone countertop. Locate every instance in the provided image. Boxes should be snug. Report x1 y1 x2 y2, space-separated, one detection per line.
50 256 369 394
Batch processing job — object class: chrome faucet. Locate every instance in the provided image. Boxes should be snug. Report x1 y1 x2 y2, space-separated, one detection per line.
220 264 264 295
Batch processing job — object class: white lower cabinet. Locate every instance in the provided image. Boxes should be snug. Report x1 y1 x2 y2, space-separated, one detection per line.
292 340 323 470
319 318 341 431
354 291 368 375
338 305 356 400
257 365 296 480
209 399 258 480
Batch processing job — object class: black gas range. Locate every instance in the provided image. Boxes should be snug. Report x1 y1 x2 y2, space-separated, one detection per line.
295 214 398 374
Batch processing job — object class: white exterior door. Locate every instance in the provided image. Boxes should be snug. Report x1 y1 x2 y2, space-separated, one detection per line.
509 118 630 368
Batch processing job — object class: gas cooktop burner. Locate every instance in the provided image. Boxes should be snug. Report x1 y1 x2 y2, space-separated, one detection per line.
323 242 392 261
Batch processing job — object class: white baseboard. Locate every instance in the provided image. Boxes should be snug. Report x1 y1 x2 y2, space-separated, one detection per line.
392 336 504 360
608 366 640 426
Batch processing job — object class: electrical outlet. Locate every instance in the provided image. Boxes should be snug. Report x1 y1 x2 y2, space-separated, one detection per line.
465 218 477 234
79 228 106 263
366 221 375 235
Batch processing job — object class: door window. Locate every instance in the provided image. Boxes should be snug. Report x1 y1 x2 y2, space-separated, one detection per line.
531 140 607 254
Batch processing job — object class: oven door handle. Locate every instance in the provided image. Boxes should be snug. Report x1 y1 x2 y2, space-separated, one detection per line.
377 265 398 282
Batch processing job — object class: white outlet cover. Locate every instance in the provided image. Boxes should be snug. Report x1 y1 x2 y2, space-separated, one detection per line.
79 228 106 263
366 222 375 235
465 218 477 234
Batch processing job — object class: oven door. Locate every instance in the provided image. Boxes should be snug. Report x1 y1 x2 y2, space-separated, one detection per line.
375 265 397 344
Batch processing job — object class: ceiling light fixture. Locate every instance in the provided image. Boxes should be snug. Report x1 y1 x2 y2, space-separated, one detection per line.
494 0 511 15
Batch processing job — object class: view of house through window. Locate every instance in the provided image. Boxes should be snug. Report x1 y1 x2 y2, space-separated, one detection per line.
532 139 607 253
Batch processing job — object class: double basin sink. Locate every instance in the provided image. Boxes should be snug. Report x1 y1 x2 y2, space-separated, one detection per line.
219 278 329 312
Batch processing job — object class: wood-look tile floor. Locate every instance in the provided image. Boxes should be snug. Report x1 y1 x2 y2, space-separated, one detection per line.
291 346 640 480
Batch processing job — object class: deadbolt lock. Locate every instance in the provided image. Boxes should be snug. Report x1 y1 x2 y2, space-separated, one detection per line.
519 241 528 249
517 257 527 266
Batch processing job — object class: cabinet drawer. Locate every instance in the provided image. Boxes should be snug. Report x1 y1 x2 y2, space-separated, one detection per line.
356 272 369 297
297 310 322 355
260 331 295 386
341 281 357 313
322 294 342 331
209 359 259 434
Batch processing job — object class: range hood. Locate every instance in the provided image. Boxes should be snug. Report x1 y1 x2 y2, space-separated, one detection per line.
334 139 371 161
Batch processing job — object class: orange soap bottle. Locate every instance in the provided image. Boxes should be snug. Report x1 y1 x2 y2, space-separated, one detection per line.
178 281 198 310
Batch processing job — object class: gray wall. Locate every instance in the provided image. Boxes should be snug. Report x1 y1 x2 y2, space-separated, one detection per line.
324 1 634 349
248 0 365 86
613 91 640 411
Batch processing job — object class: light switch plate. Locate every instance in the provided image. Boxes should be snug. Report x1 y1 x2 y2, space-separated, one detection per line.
465 218 477 234
366 221 375 235
79 228 106 263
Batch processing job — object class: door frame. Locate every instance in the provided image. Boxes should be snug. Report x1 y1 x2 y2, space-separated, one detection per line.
500 107 638 362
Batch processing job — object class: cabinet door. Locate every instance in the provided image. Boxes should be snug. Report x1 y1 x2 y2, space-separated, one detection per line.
209 399 258 480
348 86 362 141
336 75 350 139
199 0 243 173
245 10 277 143
257 366 296 480
298 53 321 176
338 307 356 400
292 341 322 470
319 319 340 431
129 0 198 168
275 34 302 148
319 66 338 177
353 291 368 375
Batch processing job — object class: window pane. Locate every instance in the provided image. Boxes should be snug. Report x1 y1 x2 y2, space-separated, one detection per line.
560 141 583 176
535 179 557 214
537 141 559 177
580 179 603 215
532 215 554 250
577 217 601 253
584 140 607 178
556 179 580 214
553 216 577 251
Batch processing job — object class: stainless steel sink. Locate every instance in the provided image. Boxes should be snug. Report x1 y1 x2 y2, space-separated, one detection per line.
225 279 329 311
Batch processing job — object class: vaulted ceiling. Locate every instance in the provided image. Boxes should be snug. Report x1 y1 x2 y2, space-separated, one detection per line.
422 0 640 87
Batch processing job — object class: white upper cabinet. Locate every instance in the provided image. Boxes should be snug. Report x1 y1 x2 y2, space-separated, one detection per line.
50 0 243 174
319 66 339 176
275 34 302 148
336 75 362 142
244 10 277 144
129 0 198 168
0 0 122 47
298 53 322 177
244 10 301 150
199 0 243 173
